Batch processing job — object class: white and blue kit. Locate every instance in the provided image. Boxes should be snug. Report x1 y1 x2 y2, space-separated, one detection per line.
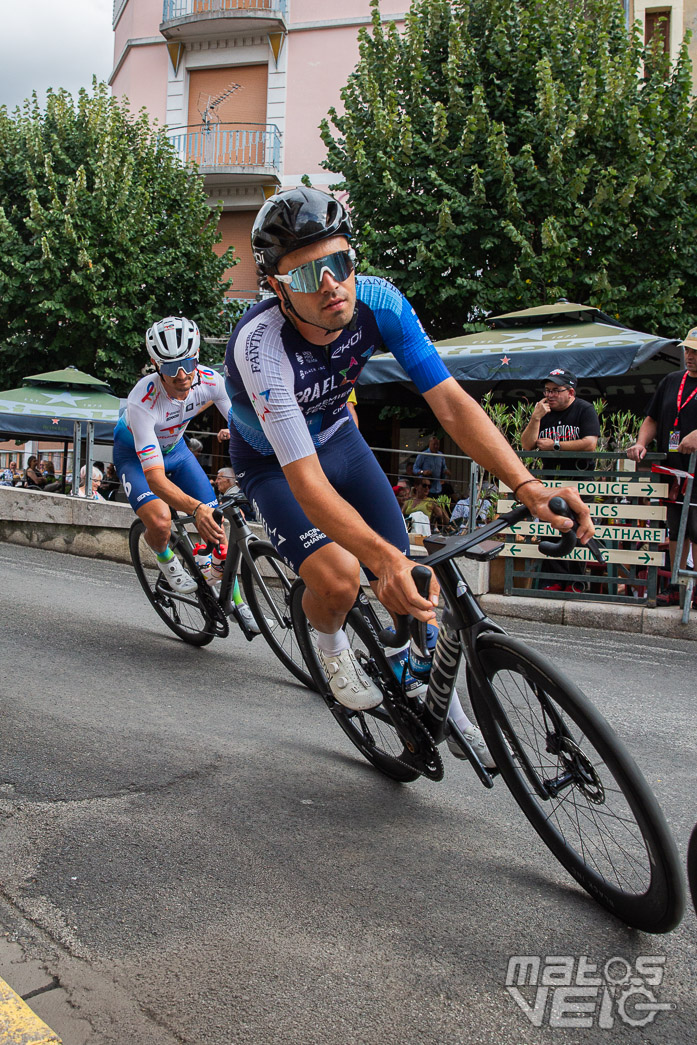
113 366 230 512
224 275 450 573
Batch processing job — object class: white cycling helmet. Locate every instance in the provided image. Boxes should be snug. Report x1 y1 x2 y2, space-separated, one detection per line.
145 316 200 364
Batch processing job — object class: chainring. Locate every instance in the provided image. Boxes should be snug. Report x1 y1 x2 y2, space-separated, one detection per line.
384 698 444 781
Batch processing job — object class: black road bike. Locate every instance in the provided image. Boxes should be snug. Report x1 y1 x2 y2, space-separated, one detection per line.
130 492 312 688
291 498 684 934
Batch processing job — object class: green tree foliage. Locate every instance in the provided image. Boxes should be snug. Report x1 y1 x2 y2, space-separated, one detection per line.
0 83 235 393
321 0 697 339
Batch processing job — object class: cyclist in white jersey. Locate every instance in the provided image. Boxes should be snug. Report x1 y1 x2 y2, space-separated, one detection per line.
226 190 594 735
113 317 257 629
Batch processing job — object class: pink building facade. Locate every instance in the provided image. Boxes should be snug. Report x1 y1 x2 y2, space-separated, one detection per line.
111 1 407 300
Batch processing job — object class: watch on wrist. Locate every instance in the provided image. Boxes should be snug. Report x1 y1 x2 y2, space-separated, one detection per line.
553 440 560 451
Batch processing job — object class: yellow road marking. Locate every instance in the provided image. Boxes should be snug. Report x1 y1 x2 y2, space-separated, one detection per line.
0 976 62 1044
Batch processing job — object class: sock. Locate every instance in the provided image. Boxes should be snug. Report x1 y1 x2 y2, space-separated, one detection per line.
232 578 243 606
315 629 350 655
156 547 174 563
386 641 410 678
448 686 476 732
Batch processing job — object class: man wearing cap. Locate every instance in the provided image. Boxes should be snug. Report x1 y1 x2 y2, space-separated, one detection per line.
521 369 600 465
522 370 600 589
628 331 697 597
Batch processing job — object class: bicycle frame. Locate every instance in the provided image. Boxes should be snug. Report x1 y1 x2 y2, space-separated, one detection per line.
352 504 530 781
168 494 292 637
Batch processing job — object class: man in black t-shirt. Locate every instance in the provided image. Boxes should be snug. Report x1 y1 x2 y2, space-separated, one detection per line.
521 369 600 588
521 368 600 469
628 332 697 578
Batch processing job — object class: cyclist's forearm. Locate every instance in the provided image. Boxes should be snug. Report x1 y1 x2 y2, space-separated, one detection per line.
424 380 533 491
145 467 206 515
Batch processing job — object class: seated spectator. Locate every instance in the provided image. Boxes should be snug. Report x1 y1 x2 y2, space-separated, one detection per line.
402 477 450 529
9 461 21 485
41 459 57 482
392 480 411 511
1 465 14 486
78 465 106 500
23 456 45 489
215 466 256 519
450 485 496 532
97 463 120 500
215 466 240 499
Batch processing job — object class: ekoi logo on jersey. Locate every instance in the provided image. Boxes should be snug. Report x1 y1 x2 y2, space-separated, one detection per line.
137 444 159 464
252 389 271 422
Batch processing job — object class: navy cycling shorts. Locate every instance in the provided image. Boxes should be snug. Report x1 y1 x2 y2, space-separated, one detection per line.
113 434 217 514
234 420 410 577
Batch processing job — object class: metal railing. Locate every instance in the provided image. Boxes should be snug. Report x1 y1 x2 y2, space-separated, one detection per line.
167 123 281 172
162 0 287 21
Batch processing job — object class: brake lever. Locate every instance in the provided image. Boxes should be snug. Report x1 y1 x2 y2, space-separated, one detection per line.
377 565 433 648
203 507 225 555
539 496 606 565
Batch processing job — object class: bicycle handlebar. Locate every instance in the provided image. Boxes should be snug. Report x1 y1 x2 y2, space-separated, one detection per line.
377 497 605 649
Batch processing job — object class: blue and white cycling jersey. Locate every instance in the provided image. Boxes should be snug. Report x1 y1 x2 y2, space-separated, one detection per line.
114 366 230 471
224 275 450 468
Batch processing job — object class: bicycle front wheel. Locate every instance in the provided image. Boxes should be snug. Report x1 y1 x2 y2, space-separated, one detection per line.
290 581 419 783
468 633 684 933
240 541 314 689
129 520 216 646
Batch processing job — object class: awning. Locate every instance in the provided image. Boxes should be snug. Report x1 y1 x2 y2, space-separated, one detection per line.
358 302 680 388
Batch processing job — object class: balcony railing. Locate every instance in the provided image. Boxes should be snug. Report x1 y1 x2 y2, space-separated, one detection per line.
167 123 281 173
162 0 287 21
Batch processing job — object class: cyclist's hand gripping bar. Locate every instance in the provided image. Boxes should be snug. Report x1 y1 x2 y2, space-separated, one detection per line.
539 496 605 564
203 507 225 554
377 565 433 649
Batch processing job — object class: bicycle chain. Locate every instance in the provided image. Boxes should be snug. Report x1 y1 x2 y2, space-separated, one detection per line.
383 695 444 781
196 584 230 638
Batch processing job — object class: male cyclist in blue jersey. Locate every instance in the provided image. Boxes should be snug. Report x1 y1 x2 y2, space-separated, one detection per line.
114 316 258 630
225 189 593 757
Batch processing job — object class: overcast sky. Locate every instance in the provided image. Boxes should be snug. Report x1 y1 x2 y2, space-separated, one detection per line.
0 1 114 112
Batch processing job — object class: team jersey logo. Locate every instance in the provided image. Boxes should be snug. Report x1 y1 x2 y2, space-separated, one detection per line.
252 389 272 422
141 381 157 403
137 444 159 463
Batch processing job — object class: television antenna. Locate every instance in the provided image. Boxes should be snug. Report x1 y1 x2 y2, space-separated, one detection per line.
199 81 243 131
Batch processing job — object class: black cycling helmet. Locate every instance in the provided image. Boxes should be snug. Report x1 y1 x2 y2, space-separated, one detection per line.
251 187 353 276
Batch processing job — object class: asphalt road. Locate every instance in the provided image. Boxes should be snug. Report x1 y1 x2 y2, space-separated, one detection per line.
0 542 695 1045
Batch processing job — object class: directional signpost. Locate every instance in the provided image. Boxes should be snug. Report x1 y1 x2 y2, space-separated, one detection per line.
499 472 668 604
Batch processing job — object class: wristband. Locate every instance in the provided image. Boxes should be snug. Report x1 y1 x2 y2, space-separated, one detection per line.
192 502 204 519
513 478 543 500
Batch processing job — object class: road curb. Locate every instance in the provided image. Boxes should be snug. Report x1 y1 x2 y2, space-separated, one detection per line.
479 593 697 640
0 975 62 1044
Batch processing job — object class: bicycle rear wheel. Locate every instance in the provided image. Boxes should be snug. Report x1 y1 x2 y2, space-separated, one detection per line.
290 581 420 783
129 519 216 646
468 632 684 933
687 824 697 918
240 541 314 689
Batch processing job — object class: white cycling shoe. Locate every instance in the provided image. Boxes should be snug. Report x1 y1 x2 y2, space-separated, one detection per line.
157 555 198 594
317 647 382 711
446 724 496 769
235 601 261 634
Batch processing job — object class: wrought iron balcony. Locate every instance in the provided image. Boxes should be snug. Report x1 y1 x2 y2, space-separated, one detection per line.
161 0 287 38
167 122 281 177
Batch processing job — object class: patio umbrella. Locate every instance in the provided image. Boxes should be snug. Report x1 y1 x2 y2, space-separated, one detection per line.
0 366 122 442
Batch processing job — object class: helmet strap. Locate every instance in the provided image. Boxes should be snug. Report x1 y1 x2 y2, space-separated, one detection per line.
276 283 357 337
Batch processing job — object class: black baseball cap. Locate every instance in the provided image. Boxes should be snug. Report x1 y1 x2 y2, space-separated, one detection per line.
545 368 577 389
